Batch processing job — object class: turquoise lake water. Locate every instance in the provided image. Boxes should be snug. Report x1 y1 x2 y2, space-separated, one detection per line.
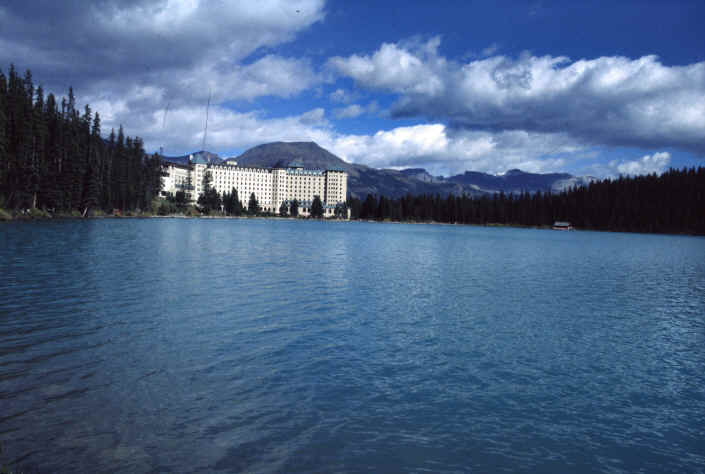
1 219 704 473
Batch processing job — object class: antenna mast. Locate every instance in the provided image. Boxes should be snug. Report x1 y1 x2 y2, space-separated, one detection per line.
160 101 170 156
202 89 211 151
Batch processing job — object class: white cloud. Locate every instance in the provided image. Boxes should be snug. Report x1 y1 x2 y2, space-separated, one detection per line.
88 0 325 66
329 88 353 103
329 38 705 155
328 36 447 96
131 105 332 156
332 102 380 119
610 152 671 176
326 125 580 175
176 55 319 103
0 0 325 103
119 93 584 176
333 104 365 119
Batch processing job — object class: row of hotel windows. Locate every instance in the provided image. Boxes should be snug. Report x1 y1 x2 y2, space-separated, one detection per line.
199 185 341 202
192 172 343 199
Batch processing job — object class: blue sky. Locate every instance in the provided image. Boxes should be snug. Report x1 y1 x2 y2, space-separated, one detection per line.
1 0 703 177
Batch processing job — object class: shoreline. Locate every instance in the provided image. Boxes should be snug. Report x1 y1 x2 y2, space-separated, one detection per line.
2 209 703 237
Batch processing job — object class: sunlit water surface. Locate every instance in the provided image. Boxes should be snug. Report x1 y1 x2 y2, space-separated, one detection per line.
1 219 704 473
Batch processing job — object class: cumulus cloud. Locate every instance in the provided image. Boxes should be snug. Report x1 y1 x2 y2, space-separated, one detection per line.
329 38 705 155
177 55 319 103
329 88 354 103
0 0 325 133
610 152 671 176
326 125 578 175
328 36 446 96
126 102 331 156
333 104 365 119
0 0 324 80
3 3 684 177
128 94 584 176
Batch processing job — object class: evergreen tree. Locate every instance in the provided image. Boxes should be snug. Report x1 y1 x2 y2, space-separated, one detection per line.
4 65 21 207
28 84 47 209
0 71 7 200
334 202 347 219
342 167 705 235
113 126 127 210
82 111 102 211
231 187 242 215
202 169 212 192
174 190 187 210
101 128 115 210
222 189 232 214
311 195 324 218
197 171 221 215
290 199 299 217
360 194 377 219
248 192 260 215
347 196 361 219
222 187 242 215
279 201 288 216
0 66 163 215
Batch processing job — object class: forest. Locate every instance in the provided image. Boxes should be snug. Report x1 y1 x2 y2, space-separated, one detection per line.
0 66 162 216
347 167 705 235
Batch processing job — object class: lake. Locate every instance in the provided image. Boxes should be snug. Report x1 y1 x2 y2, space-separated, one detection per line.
1 219 704 473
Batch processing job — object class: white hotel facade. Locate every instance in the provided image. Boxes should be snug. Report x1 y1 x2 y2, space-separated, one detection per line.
162 155 347 217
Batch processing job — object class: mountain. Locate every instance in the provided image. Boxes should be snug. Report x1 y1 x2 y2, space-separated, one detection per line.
168 142 594 198
399 168 444 183
233 142 474 198
448 169 595 194
236 142 349 171
235 142 596 198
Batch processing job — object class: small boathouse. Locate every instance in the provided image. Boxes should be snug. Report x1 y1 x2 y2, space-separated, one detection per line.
553 221 574 230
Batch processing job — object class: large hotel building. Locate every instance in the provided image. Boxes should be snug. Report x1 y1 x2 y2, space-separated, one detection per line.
162 154 348 217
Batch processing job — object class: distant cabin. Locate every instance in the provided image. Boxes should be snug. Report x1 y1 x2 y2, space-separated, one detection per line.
553 221 574 230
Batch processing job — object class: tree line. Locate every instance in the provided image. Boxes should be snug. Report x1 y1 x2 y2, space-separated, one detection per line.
0 65 162 214
347 167 705 235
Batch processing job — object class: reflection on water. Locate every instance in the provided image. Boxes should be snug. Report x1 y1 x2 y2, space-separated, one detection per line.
1 219 704 473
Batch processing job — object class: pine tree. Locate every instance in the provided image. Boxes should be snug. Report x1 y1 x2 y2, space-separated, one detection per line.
231 187 242 215
114 126 127 210
360 194 377 219
82 112 102 212
196 171 221 214
248 192 260 215
311 195 324 218
0 70 7 201
223 187 242 215
202 169 212 192
334 202 347 219
0 67 166 215
175 190 187 210
102 128 115 210
4 65 21 207
30 85 48 209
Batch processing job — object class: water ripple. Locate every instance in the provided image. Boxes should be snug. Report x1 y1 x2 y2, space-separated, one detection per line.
0 221 704 472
